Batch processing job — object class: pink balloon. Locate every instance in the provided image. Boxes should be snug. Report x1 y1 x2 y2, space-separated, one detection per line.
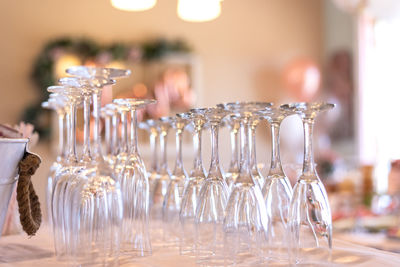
282 58 321 102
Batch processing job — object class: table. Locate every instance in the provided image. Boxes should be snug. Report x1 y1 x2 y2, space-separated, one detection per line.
1 226 400 267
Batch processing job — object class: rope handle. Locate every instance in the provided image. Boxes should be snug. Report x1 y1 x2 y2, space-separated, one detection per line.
16 152 42 236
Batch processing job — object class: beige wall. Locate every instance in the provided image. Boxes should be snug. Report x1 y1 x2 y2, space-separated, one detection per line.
0 0 322 124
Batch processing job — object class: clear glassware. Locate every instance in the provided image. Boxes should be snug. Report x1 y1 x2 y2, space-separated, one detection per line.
42 94 68 228
222 113 241 191
281 102 335 265
150 117 172 245
221 102 270 266
139 119 161 201
195 107 230 266
56 76 124 265
47 85 84 260
66 66 131 81
179 109 207 256
163 113 190 247
258 107 294 263
113 98 156 257
66 66 131 176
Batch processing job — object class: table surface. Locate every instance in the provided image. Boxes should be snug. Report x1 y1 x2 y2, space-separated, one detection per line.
1 226 400 267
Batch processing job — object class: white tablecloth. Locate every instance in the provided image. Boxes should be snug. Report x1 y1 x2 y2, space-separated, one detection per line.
1 226 400 267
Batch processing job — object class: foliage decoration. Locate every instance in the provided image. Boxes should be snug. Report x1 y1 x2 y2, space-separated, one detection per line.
24 37 191 138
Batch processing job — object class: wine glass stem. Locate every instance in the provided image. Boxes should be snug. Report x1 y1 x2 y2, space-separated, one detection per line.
56 110 65 162
249 123 258 171
81 95 92 163
105 115 111 156
269 121 284 175
302 119 316 178
160 131 168 171
129 109 138 154
120 111 128 153
92 91 103 161
174 129 184 173
239 119 251 175
67 102 78 163
229 125 239 170
112 113 119 156
150 131 158 172
208 124 222 177
193 128 204 173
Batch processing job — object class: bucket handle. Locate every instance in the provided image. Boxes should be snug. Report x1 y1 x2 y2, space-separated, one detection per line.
16 152 42 236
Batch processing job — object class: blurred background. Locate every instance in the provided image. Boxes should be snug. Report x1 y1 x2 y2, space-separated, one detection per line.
1 0 400 252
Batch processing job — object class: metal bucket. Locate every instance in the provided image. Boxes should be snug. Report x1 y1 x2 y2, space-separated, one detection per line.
0 138 28 237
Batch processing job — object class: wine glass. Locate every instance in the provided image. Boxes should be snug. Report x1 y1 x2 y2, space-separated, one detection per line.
113 98 157 257
258 107 294 263
281 102 334 265
47 85 84 260
150 117 173 246
42 94 67 228
56 76 124 265
195 107 230 266
221 102 270 266
163 113 190 247
139 119 161 202
179 109 207 256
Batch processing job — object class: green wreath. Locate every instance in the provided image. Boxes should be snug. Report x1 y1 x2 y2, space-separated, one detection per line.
24 37 190 138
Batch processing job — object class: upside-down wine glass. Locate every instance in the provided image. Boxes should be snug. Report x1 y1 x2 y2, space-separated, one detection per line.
42 94 67 228
139 119 160 201
163 113 190 247
58 76 124 266
150 117 172 245
258 107 294 263
47 85 83 260
113 98 156 257
281 102 334 265
222 102 270 266
195 107 230 266
179 109 207 256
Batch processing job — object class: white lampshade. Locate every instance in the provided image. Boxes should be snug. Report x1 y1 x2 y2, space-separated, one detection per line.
177 0 222 22
111 0 157 11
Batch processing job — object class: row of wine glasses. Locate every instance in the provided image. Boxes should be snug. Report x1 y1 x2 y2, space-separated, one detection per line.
134 102 334 266
44 66 161 266
43 65 334 266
